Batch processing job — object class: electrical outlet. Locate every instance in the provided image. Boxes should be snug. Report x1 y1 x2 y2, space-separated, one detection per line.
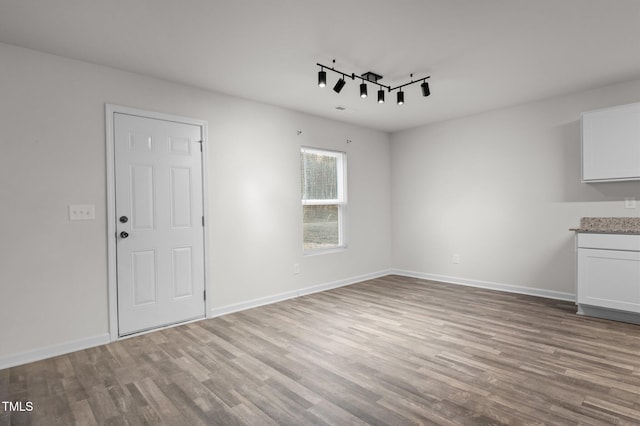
69 204 96 220
624 197 636 209
293 263 300 275
453 254 460 264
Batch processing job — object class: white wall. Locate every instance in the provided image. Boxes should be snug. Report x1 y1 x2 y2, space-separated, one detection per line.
0 43 391 363
5 38 640 367
391 79 640 297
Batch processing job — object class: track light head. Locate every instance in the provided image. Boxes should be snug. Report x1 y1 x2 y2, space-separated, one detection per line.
421 81 430 97
333 78 346 93
318 70 326 88
397 90 404 105
360 82 368 98
377 88 385 104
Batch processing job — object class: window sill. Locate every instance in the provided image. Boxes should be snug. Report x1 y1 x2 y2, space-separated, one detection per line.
303 246 348 257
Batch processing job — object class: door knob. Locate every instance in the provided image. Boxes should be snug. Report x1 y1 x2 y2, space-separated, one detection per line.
120 231 129 239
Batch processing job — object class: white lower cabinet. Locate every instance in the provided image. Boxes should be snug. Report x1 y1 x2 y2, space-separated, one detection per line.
577 248 640 313
576 234 640 318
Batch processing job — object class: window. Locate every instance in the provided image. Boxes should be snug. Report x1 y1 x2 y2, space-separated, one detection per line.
300 147 347 252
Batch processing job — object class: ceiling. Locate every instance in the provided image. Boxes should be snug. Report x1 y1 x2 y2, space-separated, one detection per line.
1 0 640 132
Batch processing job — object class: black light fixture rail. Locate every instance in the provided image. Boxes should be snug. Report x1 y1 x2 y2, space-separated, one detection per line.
317 60 431 104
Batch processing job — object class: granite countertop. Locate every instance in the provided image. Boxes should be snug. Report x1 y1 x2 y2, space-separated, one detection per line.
570 217 640 234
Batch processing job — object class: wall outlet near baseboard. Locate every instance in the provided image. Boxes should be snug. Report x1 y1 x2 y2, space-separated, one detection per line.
293 263 300 275
452 254 460 264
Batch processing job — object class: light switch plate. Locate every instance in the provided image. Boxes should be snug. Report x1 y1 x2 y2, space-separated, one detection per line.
69 204 96 220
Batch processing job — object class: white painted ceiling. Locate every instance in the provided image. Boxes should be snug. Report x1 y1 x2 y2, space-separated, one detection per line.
1 0 640 132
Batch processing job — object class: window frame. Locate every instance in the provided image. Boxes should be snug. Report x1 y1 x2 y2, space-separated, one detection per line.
300 146 348 254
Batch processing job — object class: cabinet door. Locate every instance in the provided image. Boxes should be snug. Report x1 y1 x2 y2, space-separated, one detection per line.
577 249 640 312
582 102 640 182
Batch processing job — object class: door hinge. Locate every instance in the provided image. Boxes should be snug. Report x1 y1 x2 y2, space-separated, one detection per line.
202 216 205 226
204 290 206 301
198 140 203 152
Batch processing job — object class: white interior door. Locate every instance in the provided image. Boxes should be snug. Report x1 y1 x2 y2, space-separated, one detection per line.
114 112 205 336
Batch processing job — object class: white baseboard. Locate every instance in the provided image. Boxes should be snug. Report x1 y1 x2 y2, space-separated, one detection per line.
0 333 111 370
210 269 392 318
1 269 574 370
391 269 576 302
0 271 390 370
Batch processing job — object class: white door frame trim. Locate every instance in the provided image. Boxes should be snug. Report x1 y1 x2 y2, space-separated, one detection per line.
105 104 211 342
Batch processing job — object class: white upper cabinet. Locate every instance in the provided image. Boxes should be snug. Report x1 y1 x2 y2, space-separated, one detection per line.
582 102 640 182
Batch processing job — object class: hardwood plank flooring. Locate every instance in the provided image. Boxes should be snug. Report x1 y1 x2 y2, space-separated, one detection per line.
2 275 640 425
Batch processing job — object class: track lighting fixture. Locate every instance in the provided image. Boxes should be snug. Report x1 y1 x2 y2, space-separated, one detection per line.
316 61 430 106
318 69 326 88
421 80 430 97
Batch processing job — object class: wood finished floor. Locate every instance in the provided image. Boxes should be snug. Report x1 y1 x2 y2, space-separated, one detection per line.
1 275 640 425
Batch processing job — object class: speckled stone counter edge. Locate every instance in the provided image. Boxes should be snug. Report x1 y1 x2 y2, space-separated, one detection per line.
570 217 640 234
